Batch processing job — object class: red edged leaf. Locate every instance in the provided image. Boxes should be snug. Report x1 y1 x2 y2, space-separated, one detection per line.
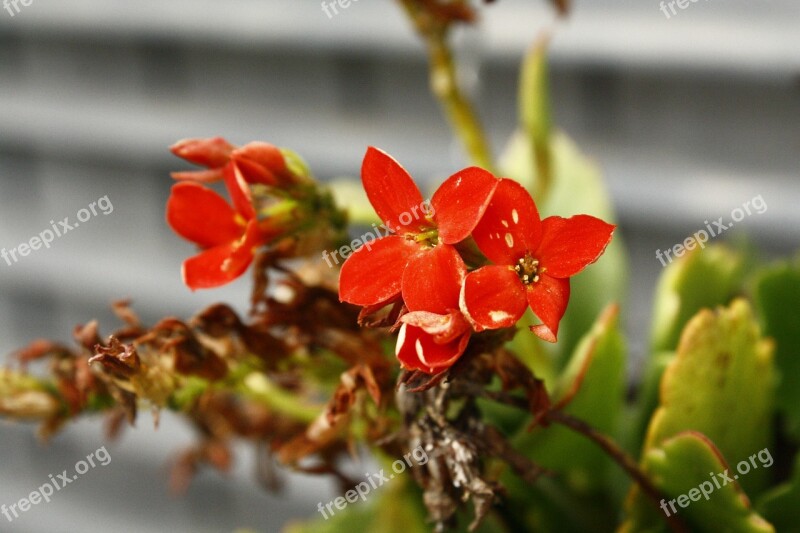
461 265 528 331
535 215 615 278
401 244 465 314
396 323 469 374
401 310 471 344
170 137 234 168
339 235 422 306
181 220 262 290
166 182 243 248
472 178 542 265
223 161 256 220
526 274 570 342
361 147 425 234
432 167 499 244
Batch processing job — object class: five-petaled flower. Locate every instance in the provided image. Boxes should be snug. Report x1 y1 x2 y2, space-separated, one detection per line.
460 178 615 342
339 147 499 313
166 164 274 290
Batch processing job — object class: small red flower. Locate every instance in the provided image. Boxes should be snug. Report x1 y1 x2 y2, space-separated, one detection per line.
395 246 471 374
166 164 269 290
170 137 295 186
461 179 615 342
339 147 499 310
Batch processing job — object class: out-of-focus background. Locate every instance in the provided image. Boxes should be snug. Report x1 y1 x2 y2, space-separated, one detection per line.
0 1 798 531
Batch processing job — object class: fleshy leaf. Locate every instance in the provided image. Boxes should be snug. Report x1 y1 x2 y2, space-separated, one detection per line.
514 304 625 492
650 244 745 353
621 432 775 533
753 258 800 439
639 299 775 497
756 452 800 530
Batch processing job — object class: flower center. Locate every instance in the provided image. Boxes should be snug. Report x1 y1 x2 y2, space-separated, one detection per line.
514 254 541 285
412 228 439 248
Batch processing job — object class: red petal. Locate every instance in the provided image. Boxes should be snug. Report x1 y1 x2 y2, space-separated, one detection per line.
431 167 499 244
231 157 277 186
171 168 226 183
361 147 426 234
535 215 616 278
461 265 527 331
526 274 570 342
395 323 469 374
472 178 542 265
170 137 234 168
181 220 262 290
223 162 256 220
401 244 465 314
401 309 471 344
339 235 422 307
233 142 288 184
166 182 244 248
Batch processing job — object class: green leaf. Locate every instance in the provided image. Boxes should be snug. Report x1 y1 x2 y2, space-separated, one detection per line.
643 299 775 495
650 245 745 353
621 432 775 533
753 258 800 439
500 130 628 364
519 36 552 200
515 304 626 493
756 452 800 530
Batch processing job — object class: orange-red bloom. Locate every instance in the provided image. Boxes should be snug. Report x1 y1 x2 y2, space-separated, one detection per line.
461 179 616 342
166 164 267 290
170 137 295 186
339 147 499 310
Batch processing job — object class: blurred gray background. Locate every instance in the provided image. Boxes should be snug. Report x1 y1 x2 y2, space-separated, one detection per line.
1 0 798 531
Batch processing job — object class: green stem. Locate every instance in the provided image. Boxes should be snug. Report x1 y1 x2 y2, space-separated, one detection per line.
398 0 495 172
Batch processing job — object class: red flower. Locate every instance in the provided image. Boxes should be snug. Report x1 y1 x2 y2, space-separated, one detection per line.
461 179 615 342
395 246 471 374
170 137 295 186
339 147 499 311
166 164 269 290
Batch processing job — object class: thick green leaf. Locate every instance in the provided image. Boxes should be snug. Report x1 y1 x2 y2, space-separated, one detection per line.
515 304 626 492
519 36 552 200
620 432 774 533
643 299 775 495
756 453 800 529
753 258 800 439
650 245 745 353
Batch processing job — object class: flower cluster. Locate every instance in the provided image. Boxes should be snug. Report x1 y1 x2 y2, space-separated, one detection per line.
166 138 309 290
339 148 615 374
